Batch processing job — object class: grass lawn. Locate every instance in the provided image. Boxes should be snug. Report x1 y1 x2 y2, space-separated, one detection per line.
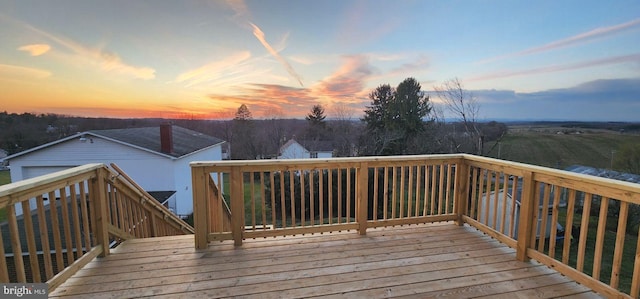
553 209 637 294
485 131 640 169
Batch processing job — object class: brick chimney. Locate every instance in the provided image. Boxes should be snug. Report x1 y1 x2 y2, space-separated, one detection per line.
160 123 173 154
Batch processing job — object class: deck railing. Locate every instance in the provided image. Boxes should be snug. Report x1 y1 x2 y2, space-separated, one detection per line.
192 154 640 298
0 163 193 291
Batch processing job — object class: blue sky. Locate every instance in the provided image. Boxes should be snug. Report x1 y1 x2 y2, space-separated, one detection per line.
0 0 639 121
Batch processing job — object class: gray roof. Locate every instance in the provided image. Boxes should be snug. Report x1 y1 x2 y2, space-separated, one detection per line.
90 125 225 158
565 165 640 184
2 125 226 162
2 198 88 255
300 140 334 152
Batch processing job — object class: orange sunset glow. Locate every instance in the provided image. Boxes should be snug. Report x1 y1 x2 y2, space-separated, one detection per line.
1 1 639 121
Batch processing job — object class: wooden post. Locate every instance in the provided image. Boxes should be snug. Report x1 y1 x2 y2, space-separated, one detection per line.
230 167 244 246
357 163 369 235
454 161 469 226
516 171 536 261
91 168 110 257
192 167 209 249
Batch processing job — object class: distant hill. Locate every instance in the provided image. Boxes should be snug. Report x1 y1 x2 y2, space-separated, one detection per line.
484 128 640 170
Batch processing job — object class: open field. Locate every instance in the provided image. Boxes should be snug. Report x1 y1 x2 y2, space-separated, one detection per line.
485 129 640 170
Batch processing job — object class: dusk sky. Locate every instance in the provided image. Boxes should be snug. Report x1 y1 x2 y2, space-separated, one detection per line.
1 0 639 121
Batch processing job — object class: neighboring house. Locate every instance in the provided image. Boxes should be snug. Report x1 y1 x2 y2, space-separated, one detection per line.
278 139 333 159
2 124 226 217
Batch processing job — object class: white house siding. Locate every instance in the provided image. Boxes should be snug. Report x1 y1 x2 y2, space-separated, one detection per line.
279 141 310 159
317 151 333 159
8 134 223 217
172 145 222 216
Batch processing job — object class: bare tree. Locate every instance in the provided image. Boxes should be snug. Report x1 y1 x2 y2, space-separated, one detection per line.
329 104 357 157
434 78 482 154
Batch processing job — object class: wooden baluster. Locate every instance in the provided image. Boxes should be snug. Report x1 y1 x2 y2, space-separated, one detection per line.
537 184 551 252
48 191 65 269
250 172 256 230
300 169 305 227
547 186 562 258
289 170 296 227
328 169 333 224
338 169 342 223
445 164 453 214
270 172 276 229
79 183 92 251
630 224 640 297
476 170 485 223
21 199 41 282
508 176 519 238
562 189 576 264
309 170 315 226
592 196 609 280
414 165 421 217
610 201 628 289
391 167 396 219
0 223 9 282
36 195 53 280
260 172 267 230
347 168 351 222
469 167 478 219
373 168 378 221
422 164 430 216
577 193 592 272
516 171 535 262
280 171 286 228
430 165 437 215
400 166 405 218
357 162 368 235
438 164 445 215
69 184 84 259
59 187 75 264
454 162 469 226
499 173 508 233
491 172 499 228
383 167 389 220
191 166 208 249
230 167 244 246
319 170 324 225
7 205 26 282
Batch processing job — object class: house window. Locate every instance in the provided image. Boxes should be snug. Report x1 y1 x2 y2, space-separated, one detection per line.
310 152 318 158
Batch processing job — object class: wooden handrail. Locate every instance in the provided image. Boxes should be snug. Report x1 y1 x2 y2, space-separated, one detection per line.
191 154 640 298
0 163 192 292
109 163 194 234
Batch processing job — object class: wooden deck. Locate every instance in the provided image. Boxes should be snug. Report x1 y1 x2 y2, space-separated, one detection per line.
49 222 603 298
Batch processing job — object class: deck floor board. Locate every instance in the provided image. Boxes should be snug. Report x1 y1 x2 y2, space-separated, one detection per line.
50 222 604 298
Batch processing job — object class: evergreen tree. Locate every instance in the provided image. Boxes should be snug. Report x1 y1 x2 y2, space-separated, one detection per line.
361 78 431 155
234 104 252 121
305 104 326 127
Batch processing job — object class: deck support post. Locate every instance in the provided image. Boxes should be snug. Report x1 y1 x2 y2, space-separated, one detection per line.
454 160 469 226
192 167 209 249
357 163 369 235
91 168 111 257
230 167 245 246
516 171 536 261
